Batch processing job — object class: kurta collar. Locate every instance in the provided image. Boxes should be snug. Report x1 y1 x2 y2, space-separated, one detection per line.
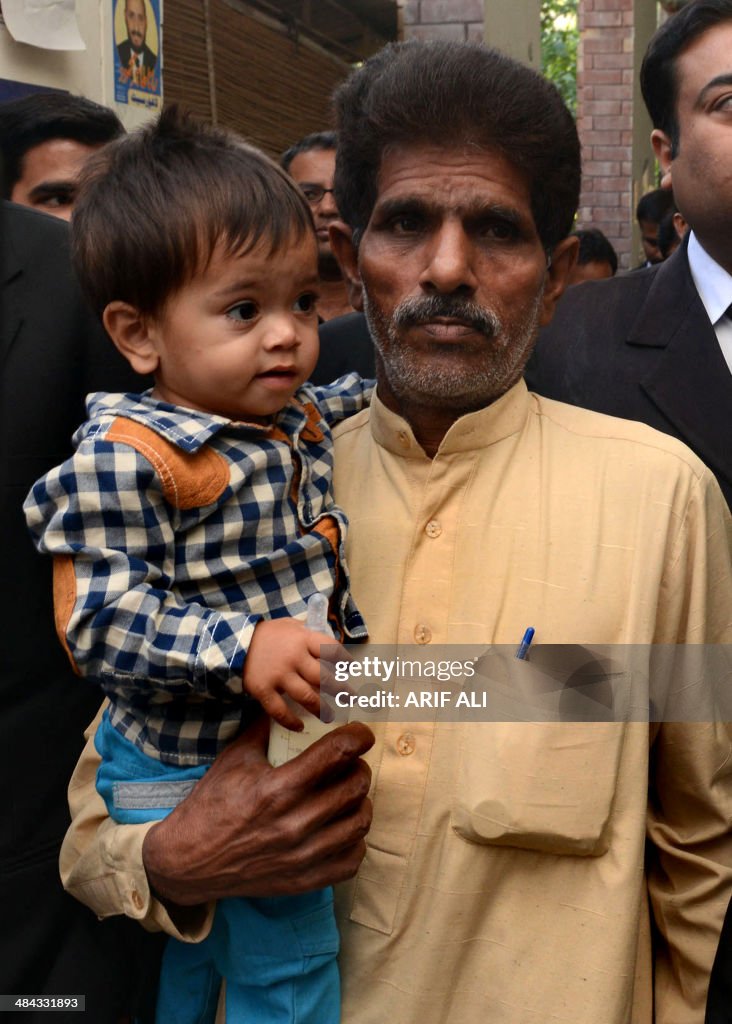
369 379 531 458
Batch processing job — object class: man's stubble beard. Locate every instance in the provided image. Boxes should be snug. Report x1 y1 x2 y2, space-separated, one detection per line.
362 289 544 413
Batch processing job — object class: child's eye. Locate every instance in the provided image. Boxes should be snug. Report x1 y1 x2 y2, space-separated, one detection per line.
294 292 318 314
227 301 258 321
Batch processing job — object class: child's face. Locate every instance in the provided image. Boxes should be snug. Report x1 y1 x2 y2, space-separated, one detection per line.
147 233 320 422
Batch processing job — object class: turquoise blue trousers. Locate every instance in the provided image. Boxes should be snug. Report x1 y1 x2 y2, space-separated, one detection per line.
95 713 340 1024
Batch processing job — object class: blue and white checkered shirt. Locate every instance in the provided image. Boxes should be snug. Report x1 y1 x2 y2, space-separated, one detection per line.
24 375 372 765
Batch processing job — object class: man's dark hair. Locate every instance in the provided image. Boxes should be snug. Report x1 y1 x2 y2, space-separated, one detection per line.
280 131 337 173
641 0 732 155
72 106 314 318
333 40 580 251
573 228 618 275
0 92 123 197
636 188 674 225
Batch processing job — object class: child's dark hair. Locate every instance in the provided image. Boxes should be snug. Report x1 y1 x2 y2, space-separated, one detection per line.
72 106 315 318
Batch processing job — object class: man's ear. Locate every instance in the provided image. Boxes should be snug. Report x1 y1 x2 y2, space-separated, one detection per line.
103 301 160 375
539 235 579 327
329 221 363 311
651 129 674 191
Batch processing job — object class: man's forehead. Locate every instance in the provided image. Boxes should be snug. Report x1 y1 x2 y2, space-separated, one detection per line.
288 148 336 182
373 143 532 210
20 138 100 182
675 19 732 107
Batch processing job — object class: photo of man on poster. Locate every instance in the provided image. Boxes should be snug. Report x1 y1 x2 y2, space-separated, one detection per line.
116 0 158 92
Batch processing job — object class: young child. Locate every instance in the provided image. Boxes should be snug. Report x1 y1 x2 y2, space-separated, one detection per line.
24 108 371 1024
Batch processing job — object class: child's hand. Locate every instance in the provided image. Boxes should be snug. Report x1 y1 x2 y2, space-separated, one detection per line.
243 618 338 731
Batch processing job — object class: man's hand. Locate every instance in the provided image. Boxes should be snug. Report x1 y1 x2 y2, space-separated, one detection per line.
244 619 342 731
142 714 374 906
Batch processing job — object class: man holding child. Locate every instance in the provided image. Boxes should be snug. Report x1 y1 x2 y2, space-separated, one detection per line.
54 40 732 1024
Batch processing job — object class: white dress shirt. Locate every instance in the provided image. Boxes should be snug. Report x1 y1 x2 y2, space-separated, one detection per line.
687 231 732 375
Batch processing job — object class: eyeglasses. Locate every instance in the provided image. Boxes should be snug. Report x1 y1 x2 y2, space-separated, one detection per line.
299 183 336 205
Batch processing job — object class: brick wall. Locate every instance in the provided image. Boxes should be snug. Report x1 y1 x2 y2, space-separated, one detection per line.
576 0 635 268
402 0 485 43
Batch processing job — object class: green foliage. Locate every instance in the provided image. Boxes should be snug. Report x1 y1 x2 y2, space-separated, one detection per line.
541 0 579 115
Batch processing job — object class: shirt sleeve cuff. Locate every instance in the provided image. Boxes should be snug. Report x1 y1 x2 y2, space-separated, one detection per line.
61 706 215 943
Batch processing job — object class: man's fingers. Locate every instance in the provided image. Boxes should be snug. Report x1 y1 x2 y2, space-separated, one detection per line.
275 721 374 794
143 719 375 905
229 795 373 899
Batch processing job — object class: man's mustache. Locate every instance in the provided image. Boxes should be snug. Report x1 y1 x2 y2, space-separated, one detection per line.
391 295 502 339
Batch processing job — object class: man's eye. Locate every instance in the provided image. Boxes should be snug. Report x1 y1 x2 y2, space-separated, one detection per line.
481 220 518 241
390 215 422 234
294 292 318 314
300 185 324 203
38 193 74 209
227 301 258 321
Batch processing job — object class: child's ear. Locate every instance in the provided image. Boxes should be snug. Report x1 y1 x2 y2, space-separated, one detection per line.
329 221 363 311
103 302 160 375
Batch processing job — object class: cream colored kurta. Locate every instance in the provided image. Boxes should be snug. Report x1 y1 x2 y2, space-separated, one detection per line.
62 382 732 1024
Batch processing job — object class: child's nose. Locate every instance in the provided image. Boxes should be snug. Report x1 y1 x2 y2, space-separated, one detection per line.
263 314 299 349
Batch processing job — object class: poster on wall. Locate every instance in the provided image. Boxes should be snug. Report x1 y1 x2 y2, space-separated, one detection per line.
113 0 162 111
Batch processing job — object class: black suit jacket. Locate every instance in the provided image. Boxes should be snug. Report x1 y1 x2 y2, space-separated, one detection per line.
117 38 157 72
526 239 732 510
312 311 375 385
1 203 161 1022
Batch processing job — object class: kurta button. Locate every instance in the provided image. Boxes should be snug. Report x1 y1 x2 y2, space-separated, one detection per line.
425 519 442 538
414 624 432 644
397 430 410 449
396 732 416 756
131 890 144 911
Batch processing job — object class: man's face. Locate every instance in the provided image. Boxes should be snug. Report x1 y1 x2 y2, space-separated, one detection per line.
124 0 147 53
652 20 732 272
344 145 563 415
638 219 662 264
287 148 339 261
10 138 102 221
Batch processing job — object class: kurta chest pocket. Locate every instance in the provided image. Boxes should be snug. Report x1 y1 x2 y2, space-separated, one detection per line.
451 721 627 856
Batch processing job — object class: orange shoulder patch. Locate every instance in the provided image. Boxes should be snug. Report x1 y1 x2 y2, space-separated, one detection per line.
53 555 81 676
106 417 230 509
300 403 325 443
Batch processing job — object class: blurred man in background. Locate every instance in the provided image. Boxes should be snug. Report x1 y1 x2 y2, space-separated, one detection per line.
0 92 122 220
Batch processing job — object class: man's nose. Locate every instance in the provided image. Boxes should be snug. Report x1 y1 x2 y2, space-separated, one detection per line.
317 189 339 218
420 223 478 294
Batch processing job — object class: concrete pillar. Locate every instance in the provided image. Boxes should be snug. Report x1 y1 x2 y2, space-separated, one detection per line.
483 0 542 70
